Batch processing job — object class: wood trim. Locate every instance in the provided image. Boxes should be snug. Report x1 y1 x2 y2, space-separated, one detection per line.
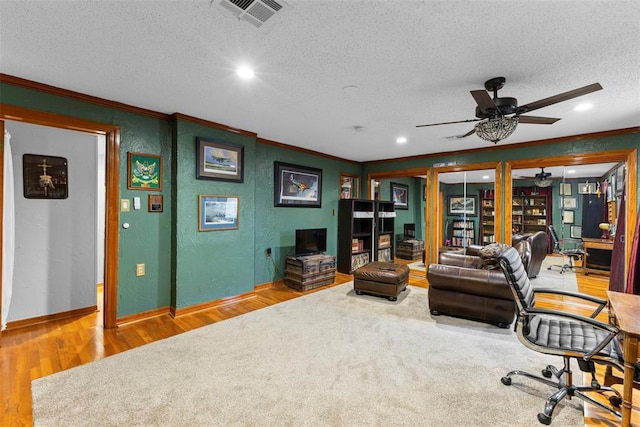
172 113 257 138
4 306 97 330
170 291 258 318
116 306 170 326
367 126 640 164
0 74 168 119
494 162 503 244
254 281 278 292
0 120 4 346
257 137 359 164
0 104 120 330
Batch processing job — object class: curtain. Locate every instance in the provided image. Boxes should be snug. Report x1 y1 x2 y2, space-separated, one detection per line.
2 130 15 330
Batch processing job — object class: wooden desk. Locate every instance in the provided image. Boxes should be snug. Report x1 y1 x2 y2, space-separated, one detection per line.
582 237 614 275
607 291 640 427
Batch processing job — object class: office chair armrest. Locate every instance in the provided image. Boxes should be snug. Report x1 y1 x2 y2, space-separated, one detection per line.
533 288 607 318
524 307 619 335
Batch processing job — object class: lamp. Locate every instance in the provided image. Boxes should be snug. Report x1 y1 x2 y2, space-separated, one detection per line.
535 178 552 188
474 116 519 143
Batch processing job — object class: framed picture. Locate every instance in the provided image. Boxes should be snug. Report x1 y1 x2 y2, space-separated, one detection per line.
447 195 477 216
22 154 69 199
423 184 427 201
128 152 162 190
148 194 163 212
274 161 322 207
570 225 582 239
391 182 409 210
559 182 572 196
616 166 624 191
578 182 596 194
562 210 575 224
198 195 239 231
195 137 244 183
560 196 577 209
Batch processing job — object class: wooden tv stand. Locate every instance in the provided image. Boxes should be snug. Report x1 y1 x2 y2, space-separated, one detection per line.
284 254 336 291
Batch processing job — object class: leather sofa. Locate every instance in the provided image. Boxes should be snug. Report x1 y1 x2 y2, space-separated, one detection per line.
512 230 549 278
427 240 535 328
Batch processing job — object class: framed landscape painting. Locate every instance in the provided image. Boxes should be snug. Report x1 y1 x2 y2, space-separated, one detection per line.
196 137 244 183
198 195 239 231
447 195 477 216
274 161 322 207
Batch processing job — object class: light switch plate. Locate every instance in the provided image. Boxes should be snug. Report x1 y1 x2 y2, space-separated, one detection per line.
133 197 141 210
121 199 130 212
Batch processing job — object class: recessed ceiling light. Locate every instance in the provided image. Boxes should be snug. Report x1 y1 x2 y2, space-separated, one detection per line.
396 137 407 144
574 103 593 112
236 66 255 79
567 169 576 174
482 175 490 180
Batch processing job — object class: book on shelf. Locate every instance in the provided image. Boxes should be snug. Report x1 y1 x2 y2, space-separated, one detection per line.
351 252 370 270
377 248 392 262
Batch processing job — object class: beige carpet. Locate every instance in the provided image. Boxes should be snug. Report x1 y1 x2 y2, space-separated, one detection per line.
32 283 582 426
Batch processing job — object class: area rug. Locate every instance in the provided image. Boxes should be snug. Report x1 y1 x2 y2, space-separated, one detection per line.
407 260 425 272
534 255 579 293
32 283 583 426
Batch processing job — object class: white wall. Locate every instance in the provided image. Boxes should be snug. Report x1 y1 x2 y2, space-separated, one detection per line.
6 121 102 322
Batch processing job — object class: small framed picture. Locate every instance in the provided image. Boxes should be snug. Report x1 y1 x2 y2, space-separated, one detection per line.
198 195 239 231
148 194 163 212
391 182 409 210
562 210 575 224
559 183 572 196
23 154 69 199
196 137 244 183
570 225 582 239
447 195 477 216
274 161 322 207
128 152 162 190
578 182 596 194
560 196 577 209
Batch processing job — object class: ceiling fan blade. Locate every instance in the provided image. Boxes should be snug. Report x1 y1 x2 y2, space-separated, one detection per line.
518 83 603 114
416 118 481 128
518 115 561 125
445 128 476 139
470 90 497 111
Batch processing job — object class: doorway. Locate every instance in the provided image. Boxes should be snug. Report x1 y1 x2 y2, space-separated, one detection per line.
0 105 120 346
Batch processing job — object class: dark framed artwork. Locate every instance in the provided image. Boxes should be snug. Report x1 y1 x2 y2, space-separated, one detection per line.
23 154 69 199
128 152 162 190
198 195 239 231
274 161 322 207
195 137 244 183
447 195 477 216
390 182 409 210
562 210 575 224
148 194 163 212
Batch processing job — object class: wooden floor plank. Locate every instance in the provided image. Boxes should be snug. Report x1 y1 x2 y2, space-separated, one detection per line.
0 258 636 426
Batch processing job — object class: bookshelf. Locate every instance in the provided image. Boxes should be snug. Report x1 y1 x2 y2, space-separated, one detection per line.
480 196 495 245
375 200 396 262
337 199 375 273
451 219 475 247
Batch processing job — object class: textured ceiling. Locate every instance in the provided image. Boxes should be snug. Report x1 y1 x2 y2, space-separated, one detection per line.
1 1 639 162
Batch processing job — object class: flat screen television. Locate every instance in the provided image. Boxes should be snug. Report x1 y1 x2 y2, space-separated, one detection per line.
295 228 327 256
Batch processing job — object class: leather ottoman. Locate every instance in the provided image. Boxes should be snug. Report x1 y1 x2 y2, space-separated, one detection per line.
353 262 409 301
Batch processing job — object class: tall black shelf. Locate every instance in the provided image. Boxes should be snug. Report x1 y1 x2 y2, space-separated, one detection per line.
337 199 375 274
375 200 396 263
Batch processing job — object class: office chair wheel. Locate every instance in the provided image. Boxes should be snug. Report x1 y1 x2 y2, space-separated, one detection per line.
501 376 512 386
542 368 553 378
537 413 552 425
609 395 622 407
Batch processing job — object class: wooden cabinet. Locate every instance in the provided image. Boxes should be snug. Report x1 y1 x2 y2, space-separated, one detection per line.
338 199 375 273
480 197 495 244
512 188 551 236
284 254 336 291
375 200 396 262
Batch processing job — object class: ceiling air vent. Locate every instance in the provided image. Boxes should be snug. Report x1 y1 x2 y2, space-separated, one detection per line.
219 0 283 28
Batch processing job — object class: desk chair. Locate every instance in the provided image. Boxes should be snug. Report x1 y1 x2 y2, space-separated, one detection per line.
498 247 625 425
547 225 584 274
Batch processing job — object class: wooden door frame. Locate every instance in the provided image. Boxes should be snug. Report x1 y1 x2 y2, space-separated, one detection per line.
0 104 120 345
506 149 637 279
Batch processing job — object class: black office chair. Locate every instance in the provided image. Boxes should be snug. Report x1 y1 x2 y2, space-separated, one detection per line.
547 225 583 273
498 247 625 425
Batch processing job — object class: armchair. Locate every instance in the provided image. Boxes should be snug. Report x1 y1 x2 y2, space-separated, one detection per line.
512 230 550 278
498 246 625 425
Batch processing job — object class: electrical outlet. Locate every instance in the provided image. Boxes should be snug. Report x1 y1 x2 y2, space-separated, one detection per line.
136 263 145 276
266 247 272 258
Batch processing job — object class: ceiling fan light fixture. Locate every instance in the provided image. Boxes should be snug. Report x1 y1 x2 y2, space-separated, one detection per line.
535 178 552 188
474 116 519 143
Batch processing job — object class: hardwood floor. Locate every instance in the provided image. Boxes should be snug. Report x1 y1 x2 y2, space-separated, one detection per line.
0 258 636 426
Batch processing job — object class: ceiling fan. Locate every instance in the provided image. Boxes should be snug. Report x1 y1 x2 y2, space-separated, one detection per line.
416 77 602 143
516 167 554 187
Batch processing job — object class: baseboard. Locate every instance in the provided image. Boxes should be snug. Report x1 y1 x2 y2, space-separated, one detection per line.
5 305 98 330
117 307 170 326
